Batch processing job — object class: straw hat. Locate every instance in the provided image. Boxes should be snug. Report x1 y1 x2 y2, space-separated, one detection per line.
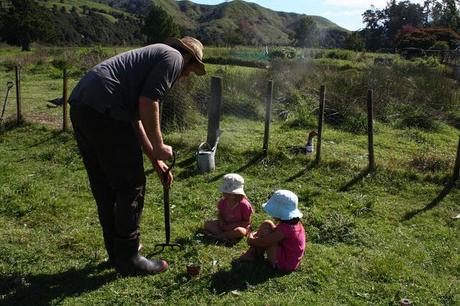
219 173 246 196
262 190 302 220
164 36 206 75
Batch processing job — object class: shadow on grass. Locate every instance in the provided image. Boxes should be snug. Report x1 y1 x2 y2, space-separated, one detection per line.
209 260 286 294
403 181 456 221
0 119 24 134
209 152 265 183
0 263 117 305
283 160 317 183
339 167 375 192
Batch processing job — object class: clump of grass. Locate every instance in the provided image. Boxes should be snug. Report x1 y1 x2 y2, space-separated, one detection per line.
409 152 451 172
308 211 357 245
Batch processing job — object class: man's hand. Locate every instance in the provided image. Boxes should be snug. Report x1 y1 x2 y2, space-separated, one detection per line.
153 143 173 161
153 160 174 188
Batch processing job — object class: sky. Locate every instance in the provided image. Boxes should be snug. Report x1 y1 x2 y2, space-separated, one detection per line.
190 0 424 31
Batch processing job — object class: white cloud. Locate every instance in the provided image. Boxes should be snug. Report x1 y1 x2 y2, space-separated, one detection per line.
322 9 364 17
323 0 424 9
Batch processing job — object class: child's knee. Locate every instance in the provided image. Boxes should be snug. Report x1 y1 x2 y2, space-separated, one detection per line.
233 227 248 237
259 220 276 232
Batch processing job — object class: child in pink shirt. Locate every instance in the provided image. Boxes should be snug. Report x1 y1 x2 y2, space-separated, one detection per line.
239 190 306 272
204 173 253 242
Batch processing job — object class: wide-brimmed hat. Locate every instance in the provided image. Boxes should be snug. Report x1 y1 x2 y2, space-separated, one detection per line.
262 190 302 220
219 173 246 196
164 36 206 76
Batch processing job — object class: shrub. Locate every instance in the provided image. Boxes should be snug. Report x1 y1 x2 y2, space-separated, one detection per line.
323 49 354 60
430 41 449 51
269 47 297 60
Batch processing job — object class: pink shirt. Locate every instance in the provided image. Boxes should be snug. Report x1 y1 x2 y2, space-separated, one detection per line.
217 197 253 224
275 222 306 272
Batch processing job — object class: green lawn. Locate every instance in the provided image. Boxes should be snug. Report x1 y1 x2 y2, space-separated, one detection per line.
0 50 459 305
0 116 459 305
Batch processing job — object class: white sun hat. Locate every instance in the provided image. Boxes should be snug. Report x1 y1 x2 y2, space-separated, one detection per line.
219 173 246 196
262 190 302 220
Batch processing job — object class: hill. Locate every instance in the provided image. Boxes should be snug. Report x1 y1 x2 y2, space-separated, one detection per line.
36 0 348 46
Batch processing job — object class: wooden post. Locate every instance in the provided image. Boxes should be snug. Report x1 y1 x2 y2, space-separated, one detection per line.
316 85 325 164
262 80 273 155
453 136 460 181
207 76 222 147
367 89 376 171
15 65 22 124
62 68 68 131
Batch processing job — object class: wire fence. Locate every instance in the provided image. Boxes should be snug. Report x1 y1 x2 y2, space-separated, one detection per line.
1 64 459 181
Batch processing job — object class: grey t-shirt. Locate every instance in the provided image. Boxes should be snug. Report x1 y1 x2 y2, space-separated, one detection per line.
69 44 184 122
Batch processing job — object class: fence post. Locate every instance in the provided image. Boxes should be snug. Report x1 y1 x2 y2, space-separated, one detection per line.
207 76 222 147
263 80 273 155
453 136 460 181
367 89 376 171
15 65 22 124
62 68 68 131
316 85 325 164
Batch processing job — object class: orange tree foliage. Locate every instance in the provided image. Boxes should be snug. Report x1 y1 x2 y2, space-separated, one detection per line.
395 26 460 49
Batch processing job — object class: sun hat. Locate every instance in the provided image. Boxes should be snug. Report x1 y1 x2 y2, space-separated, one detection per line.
164 36 206 76
262 190 302 220
219 173 246 196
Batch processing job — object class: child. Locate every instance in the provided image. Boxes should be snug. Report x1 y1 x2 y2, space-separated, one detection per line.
204 173 253 242
239 190 306 272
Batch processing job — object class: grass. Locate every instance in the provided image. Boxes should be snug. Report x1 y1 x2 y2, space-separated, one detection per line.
0 115 459 305
0 47 459 305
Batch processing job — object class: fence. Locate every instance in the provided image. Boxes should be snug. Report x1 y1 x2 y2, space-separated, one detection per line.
1 65 459 182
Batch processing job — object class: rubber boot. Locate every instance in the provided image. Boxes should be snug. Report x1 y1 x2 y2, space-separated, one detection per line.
113 238 168 276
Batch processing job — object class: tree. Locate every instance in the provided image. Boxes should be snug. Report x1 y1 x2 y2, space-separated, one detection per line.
291 16 318 47
344 32 365 51
0 0 54 51
439 0 460 30
141 5 180 44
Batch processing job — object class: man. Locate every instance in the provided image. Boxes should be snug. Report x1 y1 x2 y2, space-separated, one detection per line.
69 37 206 276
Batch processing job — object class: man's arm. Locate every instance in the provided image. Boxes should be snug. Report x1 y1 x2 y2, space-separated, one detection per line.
138 96 173 161
134 96 173 186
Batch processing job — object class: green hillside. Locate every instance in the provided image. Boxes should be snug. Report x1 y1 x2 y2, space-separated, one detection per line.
15 0 348 46
156 0 348 45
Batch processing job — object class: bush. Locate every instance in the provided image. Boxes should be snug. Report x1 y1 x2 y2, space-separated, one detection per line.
269 47 297 60
322 49 354 60
399 113 440 130
430 41 449 51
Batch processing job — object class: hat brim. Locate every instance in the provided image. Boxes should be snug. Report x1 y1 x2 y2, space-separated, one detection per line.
164 37 206 76
219 185 246 196
262 201 302 220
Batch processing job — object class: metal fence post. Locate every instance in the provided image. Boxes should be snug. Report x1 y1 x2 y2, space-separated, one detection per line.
263 80 273 155
453 136 460 181
316 85 325 164
62 69 68 131
367 89 376 171
15 65 22 124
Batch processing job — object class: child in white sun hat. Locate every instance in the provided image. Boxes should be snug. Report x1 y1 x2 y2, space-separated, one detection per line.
238 189 306 272
204 173 254 242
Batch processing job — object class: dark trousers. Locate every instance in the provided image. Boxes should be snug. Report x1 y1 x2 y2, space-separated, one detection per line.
70 104 146 259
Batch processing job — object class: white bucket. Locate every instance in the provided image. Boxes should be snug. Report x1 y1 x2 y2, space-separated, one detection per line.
197 142 216 173
197 130 222 173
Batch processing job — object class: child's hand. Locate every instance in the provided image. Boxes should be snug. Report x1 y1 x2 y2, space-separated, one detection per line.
247 232 255 245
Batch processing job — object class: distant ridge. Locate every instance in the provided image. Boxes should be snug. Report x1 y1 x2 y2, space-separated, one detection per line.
91 0 348 45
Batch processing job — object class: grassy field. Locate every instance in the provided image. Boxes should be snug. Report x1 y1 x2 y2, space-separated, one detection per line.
0 47 459 305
